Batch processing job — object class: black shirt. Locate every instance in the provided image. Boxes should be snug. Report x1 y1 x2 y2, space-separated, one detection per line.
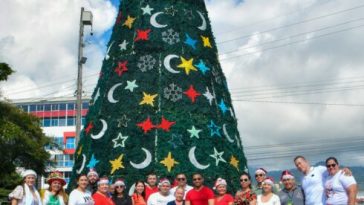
112 195 132 205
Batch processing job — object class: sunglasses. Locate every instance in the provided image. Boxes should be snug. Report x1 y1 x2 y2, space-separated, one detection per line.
326 164 337 168
193 178 202 181
177 178 186 181
115 186 124 188
240 178 249 182
255 174 264 177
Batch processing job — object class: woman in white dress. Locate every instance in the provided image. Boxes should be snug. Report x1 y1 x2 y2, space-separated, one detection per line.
9 169 42 205
69 174 95 205
257 177 280 205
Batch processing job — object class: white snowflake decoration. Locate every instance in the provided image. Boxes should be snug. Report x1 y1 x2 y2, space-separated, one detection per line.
164 83 182 102
137 55 157 72
162 29 180 45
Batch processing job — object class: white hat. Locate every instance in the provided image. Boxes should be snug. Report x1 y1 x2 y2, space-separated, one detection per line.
21 169 37 178
87 168 99 178
114 179 126 187
97 177 109 185
158 178 170 186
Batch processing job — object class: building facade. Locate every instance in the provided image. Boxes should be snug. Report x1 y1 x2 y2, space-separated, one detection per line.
14 97 90 187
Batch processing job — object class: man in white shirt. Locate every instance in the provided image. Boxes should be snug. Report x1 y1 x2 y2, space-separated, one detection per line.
148 178 175 205
170 173 192 199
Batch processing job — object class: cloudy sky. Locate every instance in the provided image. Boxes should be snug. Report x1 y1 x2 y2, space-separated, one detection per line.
1 0 363 170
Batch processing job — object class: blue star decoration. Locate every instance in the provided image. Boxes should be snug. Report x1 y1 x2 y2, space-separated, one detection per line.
218 99 229 115
195 60 210 75
184 33 197 50
168 134 184 148
208 120 222 137
86 154 99 169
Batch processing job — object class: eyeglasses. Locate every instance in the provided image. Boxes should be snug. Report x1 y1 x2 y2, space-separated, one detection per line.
255 174 264 177
326 164 337 168
240 178 249 182
193 178 202 181
177 178 186 181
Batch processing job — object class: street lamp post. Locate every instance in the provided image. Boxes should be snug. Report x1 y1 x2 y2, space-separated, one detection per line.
76 7 93 146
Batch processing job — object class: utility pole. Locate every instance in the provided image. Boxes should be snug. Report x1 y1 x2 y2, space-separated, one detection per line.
76 7 93 146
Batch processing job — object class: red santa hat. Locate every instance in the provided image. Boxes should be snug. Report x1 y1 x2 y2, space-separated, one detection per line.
255 168 268 175
97 177 109 185
263 177 274 186
213 178 227 190
158 178 170 186
114 179 126 187
281 170 295 181
87 168 99 178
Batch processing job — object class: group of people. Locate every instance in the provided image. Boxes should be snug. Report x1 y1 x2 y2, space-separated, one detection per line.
8 156 358 205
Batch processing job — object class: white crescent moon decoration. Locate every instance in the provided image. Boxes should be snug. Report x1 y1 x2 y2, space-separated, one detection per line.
197 11 207 31
223 124 235 143
150 12 167 28
76 154 86 174
163 54 180 74
105 41 114 60
107 83 123 103
130 148 152 169
188 146 210 169
94 88 100 103
235 135 241 148
91 119 108 140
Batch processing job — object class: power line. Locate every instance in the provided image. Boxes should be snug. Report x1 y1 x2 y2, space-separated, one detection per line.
219 24 364 61
216 3 364 45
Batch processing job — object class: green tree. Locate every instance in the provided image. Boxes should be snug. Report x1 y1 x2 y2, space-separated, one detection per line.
0 63 50 191
71 0 248 191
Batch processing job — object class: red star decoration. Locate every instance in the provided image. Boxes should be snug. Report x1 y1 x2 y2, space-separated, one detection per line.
134 29 151 42
85 122 94 134
114 61 128 76
157 116 176 132
184 85 201 103
137 117 155 134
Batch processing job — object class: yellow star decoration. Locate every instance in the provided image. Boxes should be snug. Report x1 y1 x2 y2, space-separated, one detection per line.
110 154 124 174
230 155 239 171
160 152 179 172
123 15 136 29
177 57 197 75
77 146 83 156
139 92 158 107
201 36 212 48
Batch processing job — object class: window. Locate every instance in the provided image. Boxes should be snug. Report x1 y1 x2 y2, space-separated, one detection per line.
59 117 66 126
82 102 89 109
54 137 63 148
64 155 74 167
43 118 51 127
64 171 72 184
44 104 51 111
59 103 66 110
51 104 59 111
66 138 75 149
30 104 36 112
21 105 28 112
67 117 75 126
51 117 58 126
67 103 75 110
36 104 44 111
55 154 64 167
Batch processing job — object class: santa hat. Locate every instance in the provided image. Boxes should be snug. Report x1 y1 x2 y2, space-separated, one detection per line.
114 179 126 187
158 178 170 186
213 178 227 190
87 168 99 178
47 171 66 186
263 177 274 186
21 169 37 178
97 177 109 185
255 168 268 175
281 170 295 181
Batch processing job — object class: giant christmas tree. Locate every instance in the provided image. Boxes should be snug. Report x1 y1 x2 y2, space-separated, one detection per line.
71 0 248 191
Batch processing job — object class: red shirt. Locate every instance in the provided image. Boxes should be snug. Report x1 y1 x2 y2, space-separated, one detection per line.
215 194 234 205
186 186 214 205
92 192 115 205
145 185 158 201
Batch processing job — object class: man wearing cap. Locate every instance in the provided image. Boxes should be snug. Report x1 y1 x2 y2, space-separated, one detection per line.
278 170 304 205
145 173 159 201
186 173 214 205
170 173 192 199
87 168 99 194
147 178 174 205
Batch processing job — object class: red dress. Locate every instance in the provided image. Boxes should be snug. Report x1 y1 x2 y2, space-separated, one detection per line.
185 186 214 205
92 191 115 205
215 194 234 205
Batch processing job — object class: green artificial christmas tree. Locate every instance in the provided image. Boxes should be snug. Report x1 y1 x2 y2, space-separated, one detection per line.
71 0 248 191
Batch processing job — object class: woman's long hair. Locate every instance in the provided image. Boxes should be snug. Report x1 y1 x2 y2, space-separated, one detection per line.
133 180 146 199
